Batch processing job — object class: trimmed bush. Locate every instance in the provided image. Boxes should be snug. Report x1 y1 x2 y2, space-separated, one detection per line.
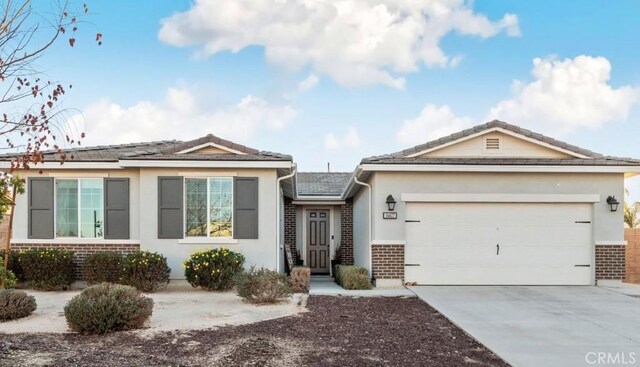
64 283 153 334
290 266 310 293
183 248 245 291
0 289 37 321
235 266 292 304
335 265 372 290
1 250 23 281
120 251 170 293
83 252 124 285
0 265 17 289
19 249 75 290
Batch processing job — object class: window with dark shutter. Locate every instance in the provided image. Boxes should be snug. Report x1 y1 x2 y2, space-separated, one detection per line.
28 177 54 239
233 177 259 239
104 178 130 239
158 176 183 239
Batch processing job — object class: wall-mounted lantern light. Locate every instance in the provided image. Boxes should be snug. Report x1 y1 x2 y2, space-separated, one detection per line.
386 194 397 211
606 195 620 212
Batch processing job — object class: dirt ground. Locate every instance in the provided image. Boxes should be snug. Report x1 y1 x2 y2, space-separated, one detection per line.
0 296 509 367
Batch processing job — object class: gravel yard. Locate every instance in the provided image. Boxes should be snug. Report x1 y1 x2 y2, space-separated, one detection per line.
0 296 508 367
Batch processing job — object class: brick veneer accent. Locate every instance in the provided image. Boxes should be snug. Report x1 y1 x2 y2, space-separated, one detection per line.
340 199 354 265
595 244 625 280
371 244 404 280
625 228 640 284
284 198 297 264
11 243 140 278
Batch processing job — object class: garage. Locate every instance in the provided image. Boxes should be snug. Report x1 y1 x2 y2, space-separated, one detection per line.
404 201 593 285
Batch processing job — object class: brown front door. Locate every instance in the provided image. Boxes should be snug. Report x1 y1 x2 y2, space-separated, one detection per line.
307 209 330 274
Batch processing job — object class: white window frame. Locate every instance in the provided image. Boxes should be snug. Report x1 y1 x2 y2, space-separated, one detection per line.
183 177 234 239
54 178 104 239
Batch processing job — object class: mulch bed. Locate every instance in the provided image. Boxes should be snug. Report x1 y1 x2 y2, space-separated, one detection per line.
0 296 508 367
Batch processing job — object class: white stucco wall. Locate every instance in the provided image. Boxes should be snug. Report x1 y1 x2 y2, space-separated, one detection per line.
12 169 141 241
138 168 279 278
369 171 625 245
352 187 370 269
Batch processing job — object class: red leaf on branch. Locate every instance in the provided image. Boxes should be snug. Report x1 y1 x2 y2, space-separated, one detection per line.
69 38 76 47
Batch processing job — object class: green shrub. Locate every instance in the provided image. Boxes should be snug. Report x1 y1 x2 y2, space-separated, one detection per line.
290 266 310 293
335 265 372 290
64 283 153 334
83 252 124 285
183 247 245 291
0 289 37 321
1 250 24 281
235 266 292 304
19 249 75 290
120 251 170 293
0 265 17 289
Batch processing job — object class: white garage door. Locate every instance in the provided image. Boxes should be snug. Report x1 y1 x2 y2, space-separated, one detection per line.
405 202 592 285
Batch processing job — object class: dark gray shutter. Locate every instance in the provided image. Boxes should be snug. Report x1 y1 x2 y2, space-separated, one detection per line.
28 177 54 239
104 178 130 239
158 176 183 239
234 177 259 239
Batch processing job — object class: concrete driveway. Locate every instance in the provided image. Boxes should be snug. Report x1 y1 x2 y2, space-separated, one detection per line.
411 286 640 367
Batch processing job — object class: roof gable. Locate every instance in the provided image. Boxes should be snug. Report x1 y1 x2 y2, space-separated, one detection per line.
396 121 603 159
414 129 578 159
162 134 259 155
360 120 640 166
405 122 593 159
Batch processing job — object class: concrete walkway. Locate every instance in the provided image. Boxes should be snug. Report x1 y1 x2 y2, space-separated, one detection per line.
598 279 640 297
310 277 414 297
411 286 640 367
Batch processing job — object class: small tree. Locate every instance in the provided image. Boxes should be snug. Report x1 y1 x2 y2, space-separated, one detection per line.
624 201 640 228
0 1 102 263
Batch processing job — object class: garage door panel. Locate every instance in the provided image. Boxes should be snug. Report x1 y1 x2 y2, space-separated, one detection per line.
407 265 591 285
408 223 499 243
405 202 592 285
407 245 498 265
498 246 591 266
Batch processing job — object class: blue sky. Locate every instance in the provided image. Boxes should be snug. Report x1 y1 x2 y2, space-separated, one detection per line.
38 0 640 197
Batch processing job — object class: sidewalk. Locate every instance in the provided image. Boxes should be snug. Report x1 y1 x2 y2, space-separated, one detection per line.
309 277 414 297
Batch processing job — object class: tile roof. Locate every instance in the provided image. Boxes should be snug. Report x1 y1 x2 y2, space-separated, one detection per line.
362 120 640 166
297 172 352 196
360 157 640 166
0 135 291 162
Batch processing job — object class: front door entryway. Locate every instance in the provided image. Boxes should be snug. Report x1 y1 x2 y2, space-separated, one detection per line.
307 209 330 274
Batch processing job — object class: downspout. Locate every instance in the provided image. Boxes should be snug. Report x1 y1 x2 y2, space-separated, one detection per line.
353 171 373 277
276 165 297 272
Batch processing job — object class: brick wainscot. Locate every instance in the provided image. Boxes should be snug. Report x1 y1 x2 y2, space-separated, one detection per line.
11 243 140 278
595 244 625 281
371 243 404 288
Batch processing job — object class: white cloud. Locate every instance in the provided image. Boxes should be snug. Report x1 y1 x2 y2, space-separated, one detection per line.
488 55 640 134
397 104 472 145
69 88 297 146
324 127 361 151
159 0 520 89
298 73 320 92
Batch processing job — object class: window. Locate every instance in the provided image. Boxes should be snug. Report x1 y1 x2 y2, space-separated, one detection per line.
56 179 104 238
185 177 233 238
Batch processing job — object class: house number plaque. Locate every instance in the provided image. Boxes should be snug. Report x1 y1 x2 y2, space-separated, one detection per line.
383 212 397 220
